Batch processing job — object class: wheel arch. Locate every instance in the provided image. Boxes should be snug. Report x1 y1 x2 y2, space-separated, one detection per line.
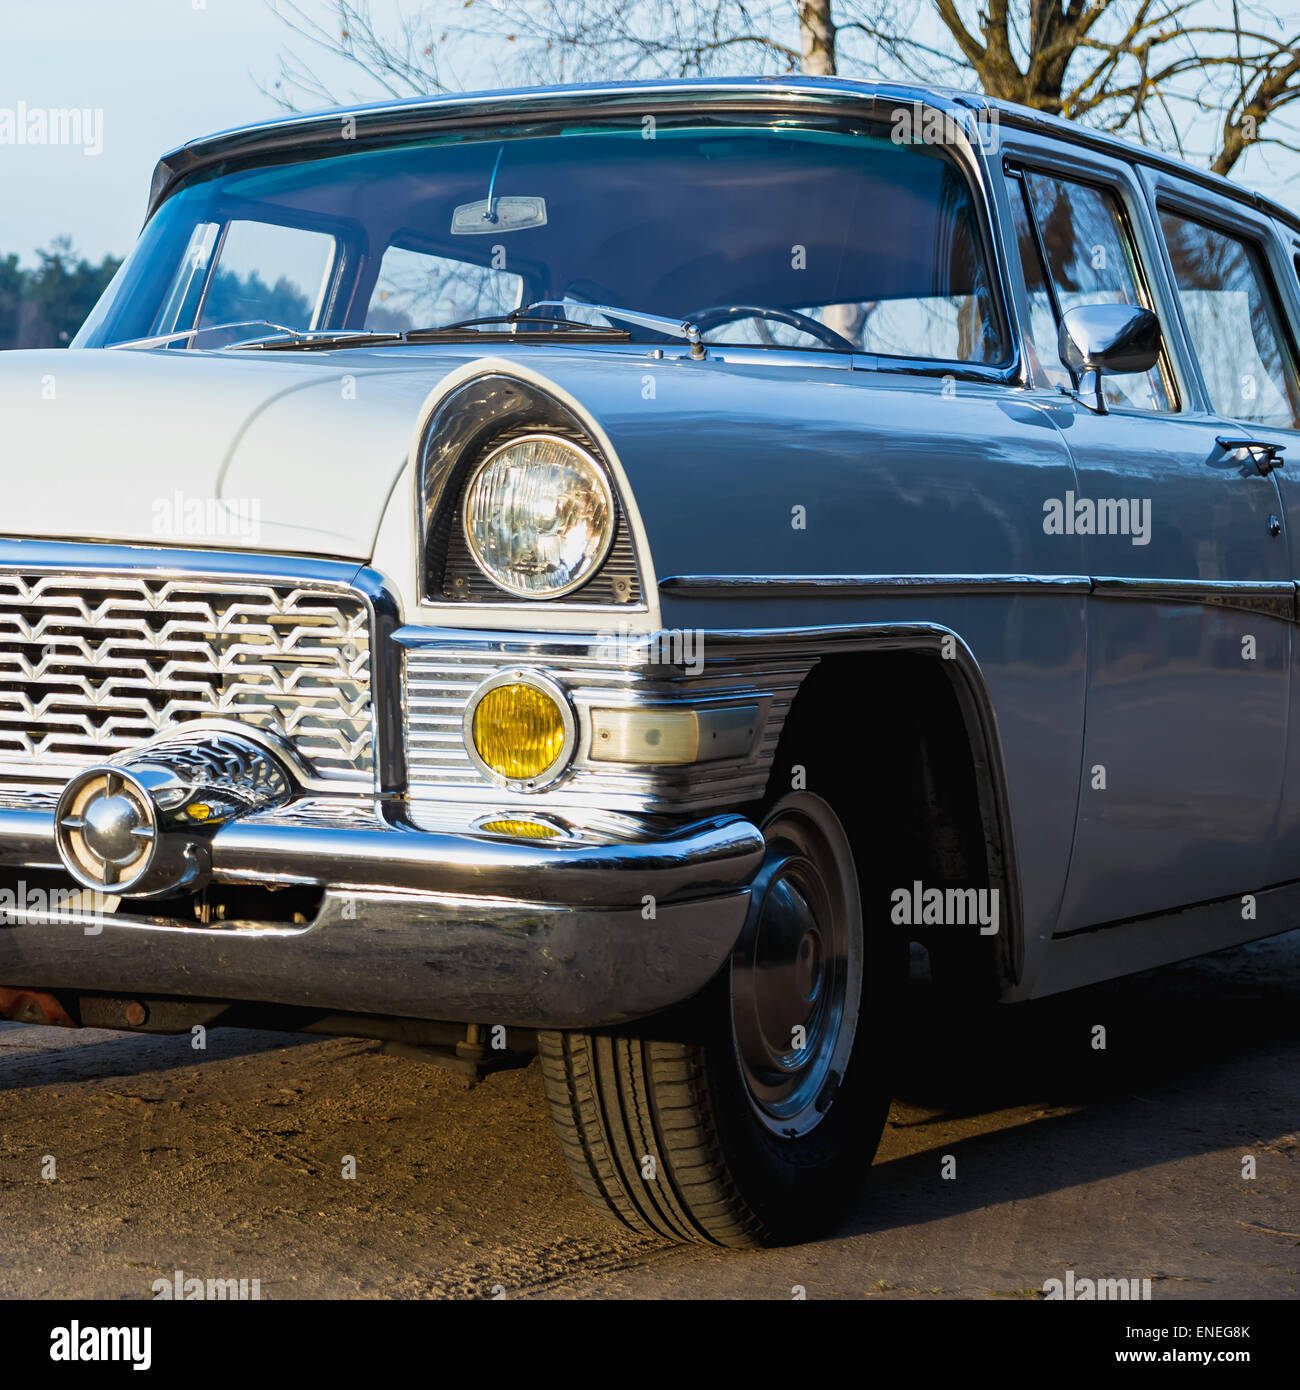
745 623 1022 996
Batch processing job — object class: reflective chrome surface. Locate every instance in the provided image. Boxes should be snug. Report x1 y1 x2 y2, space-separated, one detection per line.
660 572 1297 620
56 726 295 895
660 573 1094 597
0 544 376 791
2 799 764 903
1057 302 1162 377
399 627 811 818
520 300 706 353
0 885 751 1027
417 373 645 611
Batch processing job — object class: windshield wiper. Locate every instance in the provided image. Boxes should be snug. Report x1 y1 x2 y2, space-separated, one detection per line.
517 301 706 357
405 302 704 353
233 329 404 352
403 313 630 343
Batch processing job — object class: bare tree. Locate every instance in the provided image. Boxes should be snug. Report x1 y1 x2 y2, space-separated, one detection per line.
263 0 1300 176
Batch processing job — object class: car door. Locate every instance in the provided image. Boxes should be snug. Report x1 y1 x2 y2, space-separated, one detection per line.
1142 171 1300 888
993 135 1291 934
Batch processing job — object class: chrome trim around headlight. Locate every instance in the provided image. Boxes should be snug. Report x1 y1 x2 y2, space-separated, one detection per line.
416 373 646 612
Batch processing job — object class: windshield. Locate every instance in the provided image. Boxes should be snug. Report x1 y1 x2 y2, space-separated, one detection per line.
76 112 1007 363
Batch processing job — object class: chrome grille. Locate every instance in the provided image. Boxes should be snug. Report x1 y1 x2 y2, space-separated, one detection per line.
0 572 372 789
403 635 813 823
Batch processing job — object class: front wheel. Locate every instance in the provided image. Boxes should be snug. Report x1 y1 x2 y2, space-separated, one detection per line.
538 792 900 1246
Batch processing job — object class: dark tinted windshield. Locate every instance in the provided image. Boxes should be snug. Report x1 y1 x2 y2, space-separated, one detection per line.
78 113 1007 362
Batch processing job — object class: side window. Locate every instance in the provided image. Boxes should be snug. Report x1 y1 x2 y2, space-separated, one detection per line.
1159 210 1300 430
1011 169 1174 411
364 245 523 332
198 220 336 331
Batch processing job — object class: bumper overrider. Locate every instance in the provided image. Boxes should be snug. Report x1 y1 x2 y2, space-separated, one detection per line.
0 719 762 1028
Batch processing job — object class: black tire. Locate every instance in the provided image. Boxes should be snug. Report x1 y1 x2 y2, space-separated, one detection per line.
539 792 902 1247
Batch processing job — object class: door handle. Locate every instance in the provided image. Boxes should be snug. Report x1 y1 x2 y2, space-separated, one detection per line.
1216 435 1286 475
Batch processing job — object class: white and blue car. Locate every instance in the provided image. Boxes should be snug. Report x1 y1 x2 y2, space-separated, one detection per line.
2 76 1299 1246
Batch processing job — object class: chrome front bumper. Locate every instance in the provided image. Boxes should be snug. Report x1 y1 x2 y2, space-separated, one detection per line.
0 803 762 1027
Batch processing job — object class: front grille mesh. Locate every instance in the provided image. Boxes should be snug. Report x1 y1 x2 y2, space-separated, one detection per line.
0 572 372 788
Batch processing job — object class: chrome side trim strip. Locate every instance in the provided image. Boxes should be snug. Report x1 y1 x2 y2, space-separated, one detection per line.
660 573 1092 597
661 573 1297 620
1091 576 1296 622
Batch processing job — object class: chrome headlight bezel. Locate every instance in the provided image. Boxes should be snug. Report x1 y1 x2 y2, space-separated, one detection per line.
460 432 617 600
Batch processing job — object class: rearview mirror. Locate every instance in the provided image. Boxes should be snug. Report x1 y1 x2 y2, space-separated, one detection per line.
1057 303 1161 414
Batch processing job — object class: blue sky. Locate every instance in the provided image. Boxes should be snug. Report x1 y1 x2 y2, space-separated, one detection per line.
0 0 373 263
2 0 1297 266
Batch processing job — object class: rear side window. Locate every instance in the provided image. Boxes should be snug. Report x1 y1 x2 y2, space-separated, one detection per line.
1159 210 1300 429
1011 170 1174 411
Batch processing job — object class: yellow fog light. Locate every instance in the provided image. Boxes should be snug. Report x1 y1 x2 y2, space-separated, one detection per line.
477 817 565 840
465 671 574 789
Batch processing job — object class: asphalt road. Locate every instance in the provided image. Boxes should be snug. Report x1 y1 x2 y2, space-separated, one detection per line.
1 932 1296 1300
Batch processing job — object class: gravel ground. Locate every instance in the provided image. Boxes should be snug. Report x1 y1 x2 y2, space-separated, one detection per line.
1 931 1296 1300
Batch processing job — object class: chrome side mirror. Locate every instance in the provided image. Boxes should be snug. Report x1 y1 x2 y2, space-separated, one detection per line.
1057 303 1161 414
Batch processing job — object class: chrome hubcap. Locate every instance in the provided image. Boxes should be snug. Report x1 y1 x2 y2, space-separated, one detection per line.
731 793 863 1138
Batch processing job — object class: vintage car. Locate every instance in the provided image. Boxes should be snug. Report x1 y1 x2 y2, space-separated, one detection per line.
1 75 1298 1248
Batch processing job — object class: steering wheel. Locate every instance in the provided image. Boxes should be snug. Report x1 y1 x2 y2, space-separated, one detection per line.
686 304 857 352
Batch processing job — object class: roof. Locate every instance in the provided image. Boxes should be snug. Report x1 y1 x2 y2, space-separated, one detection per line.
146 75 1299 234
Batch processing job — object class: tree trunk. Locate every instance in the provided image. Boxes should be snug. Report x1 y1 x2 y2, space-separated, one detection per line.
798 0 837 76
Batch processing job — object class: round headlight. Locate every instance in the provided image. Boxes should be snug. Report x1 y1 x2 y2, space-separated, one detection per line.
462 434 615 598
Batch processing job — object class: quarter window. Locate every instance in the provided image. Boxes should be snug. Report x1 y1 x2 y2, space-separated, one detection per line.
1159 210 1300 429
198 220 336 331
1011 170 1173 411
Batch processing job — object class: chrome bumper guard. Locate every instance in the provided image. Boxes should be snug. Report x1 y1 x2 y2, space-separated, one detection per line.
0 803 762 1028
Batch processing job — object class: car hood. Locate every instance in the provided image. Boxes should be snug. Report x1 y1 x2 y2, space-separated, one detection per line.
0 347 476 560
